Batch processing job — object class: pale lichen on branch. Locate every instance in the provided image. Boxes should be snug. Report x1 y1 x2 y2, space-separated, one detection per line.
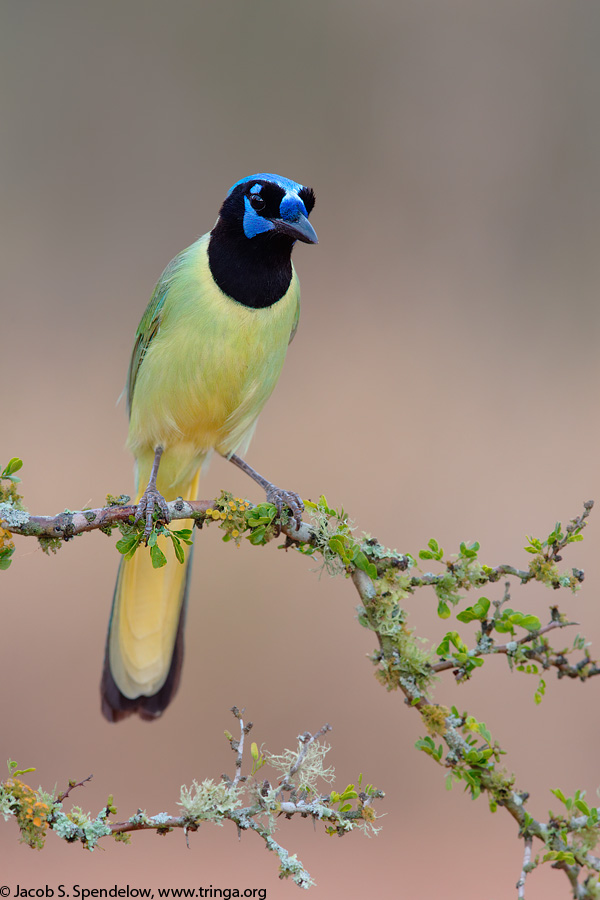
1 711 383 889
2 457 600 896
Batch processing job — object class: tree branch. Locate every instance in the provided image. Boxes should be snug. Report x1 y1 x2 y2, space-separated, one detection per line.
2 465 598 897
430 619 581 674
1 713 383 889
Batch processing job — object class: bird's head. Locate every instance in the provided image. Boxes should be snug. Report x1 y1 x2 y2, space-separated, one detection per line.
215 173 317 246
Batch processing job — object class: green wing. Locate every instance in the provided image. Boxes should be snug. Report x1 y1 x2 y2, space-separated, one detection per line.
288 293 301 345
126 255 180 414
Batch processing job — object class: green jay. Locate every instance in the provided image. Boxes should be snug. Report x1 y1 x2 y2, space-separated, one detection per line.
101 173 317 721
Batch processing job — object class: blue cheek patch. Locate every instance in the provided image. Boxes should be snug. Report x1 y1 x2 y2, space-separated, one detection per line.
243 196 275 239
279 193 308 223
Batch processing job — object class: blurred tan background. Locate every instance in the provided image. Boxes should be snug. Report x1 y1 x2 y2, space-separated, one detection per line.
2 1 600 897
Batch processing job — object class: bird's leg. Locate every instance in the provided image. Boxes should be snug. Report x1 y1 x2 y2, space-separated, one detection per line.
135 445 171 541
225 452 304 529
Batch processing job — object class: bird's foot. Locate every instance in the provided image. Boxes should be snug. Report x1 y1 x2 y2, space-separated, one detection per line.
265 485 304 531
224 453 304 531
135 486 171 541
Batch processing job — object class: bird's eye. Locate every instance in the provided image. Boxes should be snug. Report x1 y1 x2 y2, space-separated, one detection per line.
249 193 266 212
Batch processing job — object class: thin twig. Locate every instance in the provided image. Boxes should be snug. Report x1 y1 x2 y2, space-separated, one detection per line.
430 620 578 674
287 725 332 783
231 706 247 789
517 836 533 899
56 774 93 803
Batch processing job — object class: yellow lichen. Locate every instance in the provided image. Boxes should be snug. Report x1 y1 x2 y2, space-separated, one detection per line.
421 704 451 736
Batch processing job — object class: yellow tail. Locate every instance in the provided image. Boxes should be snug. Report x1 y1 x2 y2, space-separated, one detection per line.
101 471 199 721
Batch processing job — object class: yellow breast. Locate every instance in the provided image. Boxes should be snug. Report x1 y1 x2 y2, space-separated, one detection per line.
127 234 300 492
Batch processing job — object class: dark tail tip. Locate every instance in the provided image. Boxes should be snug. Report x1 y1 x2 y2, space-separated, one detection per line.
100 589 187 723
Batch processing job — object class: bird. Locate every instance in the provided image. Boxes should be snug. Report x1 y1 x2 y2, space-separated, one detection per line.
101 173 317 722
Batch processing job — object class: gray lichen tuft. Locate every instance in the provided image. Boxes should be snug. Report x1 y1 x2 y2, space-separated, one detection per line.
0 503 29 528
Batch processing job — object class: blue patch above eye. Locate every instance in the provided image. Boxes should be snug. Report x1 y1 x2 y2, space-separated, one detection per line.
279 193 307 222
228 172 306 197
242 196 275 239
250 184 262 195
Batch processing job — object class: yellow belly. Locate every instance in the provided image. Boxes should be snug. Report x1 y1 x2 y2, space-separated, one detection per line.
126 234 299 495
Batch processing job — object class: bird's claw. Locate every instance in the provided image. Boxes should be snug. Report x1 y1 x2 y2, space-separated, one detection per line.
266 486 304 532
134 487 171 541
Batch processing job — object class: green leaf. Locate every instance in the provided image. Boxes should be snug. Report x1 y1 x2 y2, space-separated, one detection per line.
524 535 543 554
478 723 492 743
437 600 451 619
419 539 443 562
436 635 450 656
474 597 490 617
465 750 483 764
339 785 359 801
245 504 277 527
509 612 541 632
353 549 371 573
457 597 491 623
2 457 23 477
543 851 576 865
124 542 143 561
436 631 468 657
534 677 546 705
316 494 340 517
415 737 443 761
456 609 475 623
247 526 267 545
150 544 167 568
328 536 348 559
451 632 467 653
115 534 141 558
0 548 15 570
170 535 185 564
459 541 480 559
493 619 515 635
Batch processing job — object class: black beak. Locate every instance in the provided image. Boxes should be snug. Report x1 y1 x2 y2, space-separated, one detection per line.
272 213 318 244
